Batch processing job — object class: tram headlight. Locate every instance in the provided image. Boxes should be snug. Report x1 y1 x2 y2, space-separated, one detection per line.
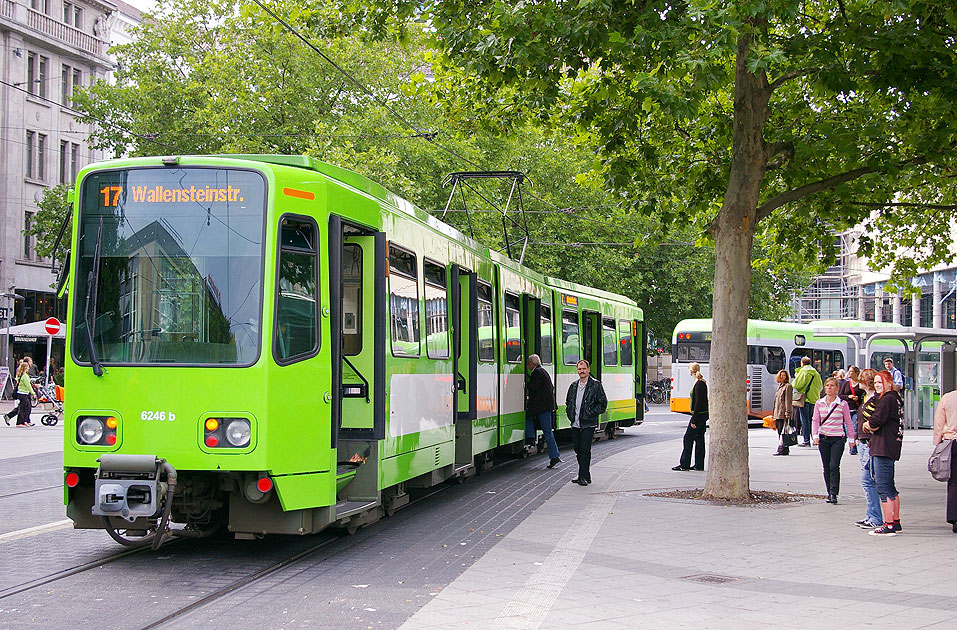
225 418 251 447
78 417 104 444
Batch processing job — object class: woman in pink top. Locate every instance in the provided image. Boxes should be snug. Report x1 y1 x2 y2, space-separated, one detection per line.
812 377 856 504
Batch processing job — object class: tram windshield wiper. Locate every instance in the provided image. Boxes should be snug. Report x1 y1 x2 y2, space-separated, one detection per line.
84 217 104 377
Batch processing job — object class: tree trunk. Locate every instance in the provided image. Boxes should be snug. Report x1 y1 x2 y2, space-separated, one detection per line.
702 30 770 500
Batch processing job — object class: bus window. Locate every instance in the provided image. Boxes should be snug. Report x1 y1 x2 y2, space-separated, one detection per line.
424 260 449 359
789 348 811 376
831 350 845 372
562 309 580 365
619 320 633 366
675 341 710 363
765 347 785 374
477 281 494 362
603 317 617 366
541 304 553 365
504 292 521 363
389 246 420 357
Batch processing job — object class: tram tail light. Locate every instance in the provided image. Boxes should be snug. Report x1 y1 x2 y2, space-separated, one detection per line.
65 472 79 487
257 476 273 493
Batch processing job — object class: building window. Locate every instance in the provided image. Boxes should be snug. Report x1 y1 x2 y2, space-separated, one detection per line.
38 56 48 98
920 293 933 328
31 0 51 13
37 134 46 181
71 143 79 180
27 52 37 95
901 299 912 327
24 212 35 260
62 65 82 105
59 141 68 183
881 297 893 323
63 2 81 27
26 131 35 178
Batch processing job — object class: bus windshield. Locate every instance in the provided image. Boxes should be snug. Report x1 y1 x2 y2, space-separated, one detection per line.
72 167 266 366
674 341 710 363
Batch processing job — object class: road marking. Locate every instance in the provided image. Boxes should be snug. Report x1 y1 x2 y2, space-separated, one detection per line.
0 519 72 544
493 458 642 630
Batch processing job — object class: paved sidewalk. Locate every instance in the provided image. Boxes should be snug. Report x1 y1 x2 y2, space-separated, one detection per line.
0 399 64 460
403 426 957 629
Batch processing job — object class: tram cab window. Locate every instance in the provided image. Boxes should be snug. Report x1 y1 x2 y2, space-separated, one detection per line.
342 244 362 356
504 292 521 363
389 246 420 357
603 317 618 366
562 309 580 365
424 260 449 359
275 216 319 364
675 341 710 363
619 320 633 366
477 281 494 362
541 304 553 365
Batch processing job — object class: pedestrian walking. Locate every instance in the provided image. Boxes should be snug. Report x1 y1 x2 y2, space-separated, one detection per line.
564 360 607 486
812 377 855 504
4 359 35 427
673 362 707 471
862 370 904 536
932 390 957 534
525 354 561 469
854 368 883 529
792 356 823 447
772 369 793 456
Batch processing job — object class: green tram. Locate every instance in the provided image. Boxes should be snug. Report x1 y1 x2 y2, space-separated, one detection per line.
61 155 645 545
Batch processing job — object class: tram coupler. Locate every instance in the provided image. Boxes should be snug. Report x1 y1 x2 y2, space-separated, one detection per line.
91 454 174 523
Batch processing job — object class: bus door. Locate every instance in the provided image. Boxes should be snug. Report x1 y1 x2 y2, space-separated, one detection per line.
329 216 385 507
582 311 601 378
451 265 477 468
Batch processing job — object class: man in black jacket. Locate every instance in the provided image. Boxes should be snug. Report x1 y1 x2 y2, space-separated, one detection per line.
565 360 608 486
526 354 561 468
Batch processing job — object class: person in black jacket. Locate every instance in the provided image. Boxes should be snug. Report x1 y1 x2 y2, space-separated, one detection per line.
526 354 561 468
565 360 608 486
673 362 708 471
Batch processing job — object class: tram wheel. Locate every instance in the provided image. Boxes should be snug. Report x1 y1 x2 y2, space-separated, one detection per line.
101 516 158 547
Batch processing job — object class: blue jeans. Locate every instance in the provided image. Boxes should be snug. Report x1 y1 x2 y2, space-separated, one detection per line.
858 441 882 524
799 404 813 444
872 455 898 502
526 411 560 460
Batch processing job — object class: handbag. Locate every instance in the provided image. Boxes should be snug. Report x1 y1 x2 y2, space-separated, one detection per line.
782 420 799 447
928 439 954 482
792 376 812 407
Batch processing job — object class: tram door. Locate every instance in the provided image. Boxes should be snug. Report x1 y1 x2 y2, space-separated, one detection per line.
452 265 477 467
582 311 601 378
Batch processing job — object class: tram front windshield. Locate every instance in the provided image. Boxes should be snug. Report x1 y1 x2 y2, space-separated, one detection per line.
72 167 265 366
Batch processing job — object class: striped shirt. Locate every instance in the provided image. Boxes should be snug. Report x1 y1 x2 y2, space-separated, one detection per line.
811 397 855 440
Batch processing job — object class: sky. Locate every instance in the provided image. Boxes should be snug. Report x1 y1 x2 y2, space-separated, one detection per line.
123 0 157 13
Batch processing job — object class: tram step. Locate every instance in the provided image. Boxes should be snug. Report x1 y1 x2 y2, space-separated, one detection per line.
335 499 379 519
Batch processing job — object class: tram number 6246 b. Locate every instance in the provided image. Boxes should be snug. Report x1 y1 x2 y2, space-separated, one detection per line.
141 410 176 422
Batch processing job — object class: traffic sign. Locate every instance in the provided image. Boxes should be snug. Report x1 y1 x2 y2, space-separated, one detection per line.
44 317 61 335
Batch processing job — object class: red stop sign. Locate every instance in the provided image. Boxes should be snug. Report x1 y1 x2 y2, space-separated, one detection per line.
44 317 61 335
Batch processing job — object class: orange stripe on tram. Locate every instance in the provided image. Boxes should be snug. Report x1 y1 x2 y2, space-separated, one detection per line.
282 187 315 200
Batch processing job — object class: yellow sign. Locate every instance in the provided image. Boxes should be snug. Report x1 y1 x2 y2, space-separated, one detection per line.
100 184 245 207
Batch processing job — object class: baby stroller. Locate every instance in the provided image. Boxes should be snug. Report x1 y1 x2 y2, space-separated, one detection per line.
34 379 63 426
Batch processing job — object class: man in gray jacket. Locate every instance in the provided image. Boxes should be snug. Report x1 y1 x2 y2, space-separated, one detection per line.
565 360 608 486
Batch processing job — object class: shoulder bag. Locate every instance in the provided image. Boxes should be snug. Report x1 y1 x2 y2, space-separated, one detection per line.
928 439 954 482
792 374 812 408
782 420 799 447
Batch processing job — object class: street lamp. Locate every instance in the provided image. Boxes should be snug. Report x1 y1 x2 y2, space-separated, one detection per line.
0 291 24 399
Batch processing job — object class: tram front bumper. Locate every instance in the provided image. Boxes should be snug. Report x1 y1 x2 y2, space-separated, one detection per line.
91 454 170 522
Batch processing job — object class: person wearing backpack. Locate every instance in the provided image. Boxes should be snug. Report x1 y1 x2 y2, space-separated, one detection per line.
792 356 823 447
933 390 957 534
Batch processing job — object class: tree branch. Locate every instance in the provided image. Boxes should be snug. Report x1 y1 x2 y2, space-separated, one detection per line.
754 166 877 223
769 67 818 91
850 202 957 210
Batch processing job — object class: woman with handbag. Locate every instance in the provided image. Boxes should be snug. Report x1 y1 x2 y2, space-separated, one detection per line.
855 369 883 529
812 377 855 504
862 370 904 536
932 390 957 533
772 370 794 456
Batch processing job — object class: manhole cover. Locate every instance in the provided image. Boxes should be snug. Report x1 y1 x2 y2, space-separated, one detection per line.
682 573 740 584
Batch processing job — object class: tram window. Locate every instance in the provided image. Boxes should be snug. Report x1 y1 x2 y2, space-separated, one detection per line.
619 320 633 366
832 351 844 372
789 348 810 376
813 350 825 377
424 260 449 359
504 292 521 363
603 317 617 366
389 246 420 357
342 244 362 356
275 217 319 364
541 304 553 365
562 309 580 365
477 281 494 362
